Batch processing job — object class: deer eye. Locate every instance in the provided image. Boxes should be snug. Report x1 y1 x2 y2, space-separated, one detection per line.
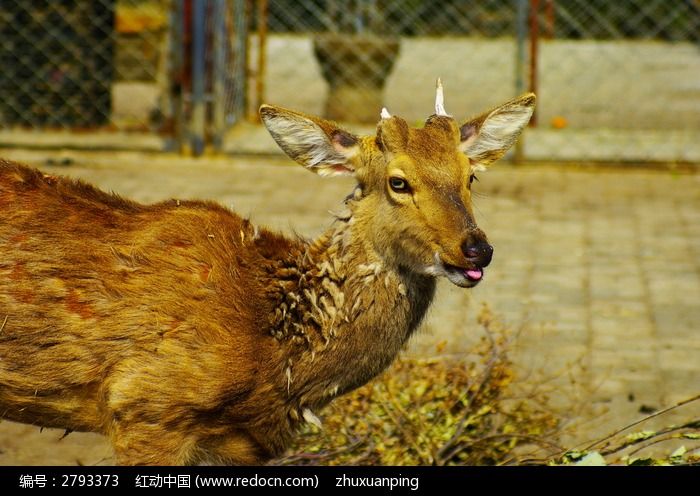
389 177 409 193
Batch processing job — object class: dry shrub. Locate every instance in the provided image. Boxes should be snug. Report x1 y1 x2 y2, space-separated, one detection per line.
274 304 561 465
272 303 699 466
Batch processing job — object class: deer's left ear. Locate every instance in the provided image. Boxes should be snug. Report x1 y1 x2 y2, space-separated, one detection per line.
260 104 359 177
459 93 536 169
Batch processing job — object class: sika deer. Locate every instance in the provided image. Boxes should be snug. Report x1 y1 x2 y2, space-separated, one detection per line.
0 83 535 465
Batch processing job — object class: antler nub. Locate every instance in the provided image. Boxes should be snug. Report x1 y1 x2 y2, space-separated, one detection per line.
435 77 448 116
380 107 391 119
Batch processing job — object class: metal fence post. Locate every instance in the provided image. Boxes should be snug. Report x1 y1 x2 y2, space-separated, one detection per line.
528 0 540 128
253 0 268 123
231 0 248 125
190 0 207 156
514 0 529 163
168 0 185 153
212 0 227 151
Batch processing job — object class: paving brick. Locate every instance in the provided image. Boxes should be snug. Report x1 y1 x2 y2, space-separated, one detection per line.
591 349 657 371
659 349 700 371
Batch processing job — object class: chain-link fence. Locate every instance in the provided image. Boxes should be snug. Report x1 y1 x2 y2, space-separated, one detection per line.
1 0 698 162
0 0 168 131
0 0 250 153
261 0 700 162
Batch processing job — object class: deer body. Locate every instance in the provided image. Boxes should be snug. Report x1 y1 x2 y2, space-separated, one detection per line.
0 86 534 464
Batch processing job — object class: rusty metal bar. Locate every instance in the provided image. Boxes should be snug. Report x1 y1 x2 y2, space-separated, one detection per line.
190 0 207 155
514 0 528 163
253 0 268 122
212 0 227 151
544 0 555 39
528 0 540 127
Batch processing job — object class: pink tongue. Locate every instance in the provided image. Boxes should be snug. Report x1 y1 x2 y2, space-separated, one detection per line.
465 269 483 281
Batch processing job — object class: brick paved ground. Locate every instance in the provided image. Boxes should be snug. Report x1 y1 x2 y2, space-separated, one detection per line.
0 149 698 464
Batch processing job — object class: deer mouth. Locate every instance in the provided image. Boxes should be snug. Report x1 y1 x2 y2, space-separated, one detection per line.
424 253 485 288
443 263 484 288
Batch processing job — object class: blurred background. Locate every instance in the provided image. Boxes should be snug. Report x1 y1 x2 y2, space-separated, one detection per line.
0 0 699 465
0 0 698 161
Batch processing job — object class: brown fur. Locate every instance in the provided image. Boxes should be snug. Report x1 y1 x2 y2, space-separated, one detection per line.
0 93 534 465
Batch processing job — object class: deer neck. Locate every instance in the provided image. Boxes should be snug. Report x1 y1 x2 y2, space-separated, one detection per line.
266 199 436 409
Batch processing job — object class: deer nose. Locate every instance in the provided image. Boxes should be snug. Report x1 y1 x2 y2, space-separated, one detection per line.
461 240 493 267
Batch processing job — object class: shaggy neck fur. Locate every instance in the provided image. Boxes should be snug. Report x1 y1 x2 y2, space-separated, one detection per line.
263 195 436 424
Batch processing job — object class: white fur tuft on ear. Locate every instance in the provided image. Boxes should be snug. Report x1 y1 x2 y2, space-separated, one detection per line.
460 93 535 168
260 105 358 177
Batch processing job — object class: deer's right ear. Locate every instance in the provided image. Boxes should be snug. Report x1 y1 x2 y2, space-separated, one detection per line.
260 105 359 177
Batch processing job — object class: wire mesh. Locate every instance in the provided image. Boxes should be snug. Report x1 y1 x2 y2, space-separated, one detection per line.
259 0 700 162
0 0 169 132
0 0 698 162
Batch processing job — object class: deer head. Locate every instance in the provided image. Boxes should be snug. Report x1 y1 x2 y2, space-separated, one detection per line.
260 82 535 288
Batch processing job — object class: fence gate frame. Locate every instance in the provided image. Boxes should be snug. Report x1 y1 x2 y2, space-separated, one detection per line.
170 0 249 156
